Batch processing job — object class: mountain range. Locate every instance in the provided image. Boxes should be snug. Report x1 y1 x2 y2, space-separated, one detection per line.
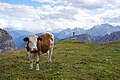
57 23 120 38
3 23 120 49
86 23 120 36
55 27 86 39
66 31 120 44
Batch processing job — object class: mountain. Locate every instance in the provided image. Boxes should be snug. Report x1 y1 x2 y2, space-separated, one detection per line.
57 28 72 39
55 23 120 39
100 31 120 43
57 28 86 39
3 23 120 49
86 23 120 36
0 28 16 52
4 28 32 49
90 31 120 43
65 31 120 44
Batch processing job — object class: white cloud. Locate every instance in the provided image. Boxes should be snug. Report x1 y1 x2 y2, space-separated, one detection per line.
107 0 120 7
101 9 120 23
10 21 23 30
0 0 120 32
0 19 8 28
66 0 105 9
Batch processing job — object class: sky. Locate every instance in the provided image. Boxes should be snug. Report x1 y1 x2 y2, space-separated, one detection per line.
0 0 120 32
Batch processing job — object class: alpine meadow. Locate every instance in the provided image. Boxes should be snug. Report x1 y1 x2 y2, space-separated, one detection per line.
0 40 120 80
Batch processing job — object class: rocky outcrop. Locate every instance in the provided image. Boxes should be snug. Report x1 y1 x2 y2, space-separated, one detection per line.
101 31 120 43
0 29 16 52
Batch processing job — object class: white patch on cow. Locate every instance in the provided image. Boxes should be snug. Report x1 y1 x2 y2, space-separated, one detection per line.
36 54 39 71
29 34 38 51
28 52 33 69
47 33 54 63
47 50 50 62
30 62 33 69
46 32 51 35
36 64 39 71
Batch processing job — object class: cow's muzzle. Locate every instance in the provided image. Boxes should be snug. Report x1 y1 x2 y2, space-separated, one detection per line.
29 47 38 53
33 47 38 51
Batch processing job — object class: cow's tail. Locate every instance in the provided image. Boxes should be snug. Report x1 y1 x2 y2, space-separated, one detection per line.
49 33 54 48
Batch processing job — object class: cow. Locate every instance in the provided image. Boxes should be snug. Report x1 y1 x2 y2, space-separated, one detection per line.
23 32 54 70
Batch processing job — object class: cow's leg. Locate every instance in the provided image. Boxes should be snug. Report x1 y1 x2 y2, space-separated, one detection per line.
28 52 34 69
49 46 53 62
36 54 40 70
47 50 50 63
47 46 53 63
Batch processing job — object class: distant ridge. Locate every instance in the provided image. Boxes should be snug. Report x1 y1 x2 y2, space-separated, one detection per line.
65 31 120 43
86 23 120 36
54 23 120 39
3 23 120 49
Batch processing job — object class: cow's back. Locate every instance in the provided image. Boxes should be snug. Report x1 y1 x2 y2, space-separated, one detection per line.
37 33 54 53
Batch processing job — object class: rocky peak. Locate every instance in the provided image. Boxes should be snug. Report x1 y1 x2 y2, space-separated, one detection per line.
0 28 16 52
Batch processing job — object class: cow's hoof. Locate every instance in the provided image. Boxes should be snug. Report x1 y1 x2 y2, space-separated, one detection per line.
46 61 49 63
47 60 52 63
46 61 51 63
36 69 39 71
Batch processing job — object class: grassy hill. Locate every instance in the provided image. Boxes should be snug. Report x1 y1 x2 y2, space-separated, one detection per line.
0 40 120 80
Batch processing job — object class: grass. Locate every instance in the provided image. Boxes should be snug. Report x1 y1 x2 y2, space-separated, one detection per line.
0 40 120 80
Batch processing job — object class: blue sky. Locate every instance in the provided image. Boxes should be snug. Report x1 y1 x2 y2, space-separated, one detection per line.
0 0 120 32
0 0 44 7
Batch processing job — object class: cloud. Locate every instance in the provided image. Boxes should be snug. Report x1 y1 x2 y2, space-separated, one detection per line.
0 2 78 30
101 9 120 23
0 0 120 32
107 0 120 8
0 3 37 19
67 0 105 9
31 0 105 9
0 19 8 28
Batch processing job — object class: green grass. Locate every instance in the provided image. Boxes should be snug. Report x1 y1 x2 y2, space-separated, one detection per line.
0 40 120 80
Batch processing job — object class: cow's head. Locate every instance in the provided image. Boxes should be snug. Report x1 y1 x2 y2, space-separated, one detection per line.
23 34 42 53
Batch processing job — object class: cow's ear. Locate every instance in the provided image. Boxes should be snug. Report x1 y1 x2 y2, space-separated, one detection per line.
23 37 29 42
37 37 42 41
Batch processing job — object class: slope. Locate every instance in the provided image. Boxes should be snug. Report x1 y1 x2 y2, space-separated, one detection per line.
0 40 120 80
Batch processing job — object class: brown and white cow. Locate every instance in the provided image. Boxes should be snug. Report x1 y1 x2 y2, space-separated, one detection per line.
23 32 54 70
